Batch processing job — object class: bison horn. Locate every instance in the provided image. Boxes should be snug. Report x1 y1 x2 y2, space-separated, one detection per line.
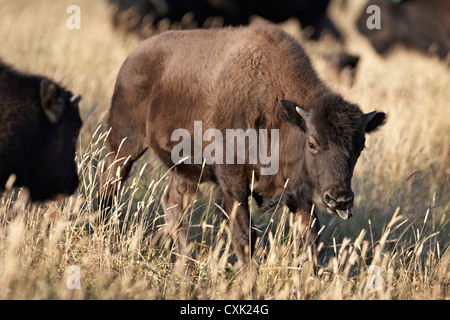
364 111 377 125
70 94 82 104
295 106 310 120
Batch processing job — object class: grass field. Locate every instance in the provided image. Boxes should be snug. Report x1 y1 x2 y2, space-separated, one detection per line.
0 0 448 299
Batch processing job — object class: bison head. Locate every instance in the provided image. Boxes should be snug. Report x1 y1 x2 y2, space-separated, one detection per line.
26 79 83 201
280 97 386 220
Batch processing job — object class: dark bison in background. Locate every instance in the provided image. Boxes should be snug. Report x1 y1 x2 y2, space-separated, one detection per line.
357 0 450 60
108 0 341 40
99 25 386 267
0 60 82 202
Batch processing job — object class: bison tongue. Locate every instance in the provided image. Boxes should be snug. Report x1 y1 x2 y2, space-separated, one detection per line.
336 209 353 220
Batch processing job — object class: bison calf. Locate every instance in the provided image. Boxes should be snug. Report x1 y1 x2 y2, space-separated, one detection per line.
99 25 386 267
0 60 82 202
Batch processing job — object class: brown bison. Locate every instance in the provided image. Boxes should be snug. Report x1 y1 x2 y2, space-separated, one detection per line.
109 0 341 40
357 0 450 60
0 60 82 202
99 25 386 266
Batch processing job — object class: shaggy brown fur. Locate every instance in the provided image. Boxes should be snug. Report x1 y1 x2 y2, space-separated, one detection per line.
357 0 450 60
99 24 386 267
0 60 82 201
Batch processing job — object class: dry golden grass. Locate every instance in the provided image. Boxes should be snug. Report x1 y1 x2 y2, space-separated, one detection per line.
0 0 448 299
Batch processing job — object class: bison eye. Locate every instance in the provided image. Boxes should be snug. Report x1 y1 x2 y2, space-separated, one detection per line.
308 141 317 152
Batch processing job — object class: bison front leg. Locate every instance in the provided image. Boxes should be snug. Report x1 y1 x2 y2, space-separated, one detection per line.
160 172 196 256
220 185 256 269
220 180 259 298
285 192 321 253
294 207 320 249
292 206 321 278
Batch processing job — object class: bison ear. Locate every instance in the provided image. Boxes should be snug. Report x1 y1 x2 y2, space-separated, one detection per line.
40 79 64 124
364 111 387 134
279 99 307 131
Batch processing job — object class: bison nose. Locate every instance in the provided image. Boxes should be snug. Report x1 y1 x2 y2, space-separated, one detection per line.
323 190 354 210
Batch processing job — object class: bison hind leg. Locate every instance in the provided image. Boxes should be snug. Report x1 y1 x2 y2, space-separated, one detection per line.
98 135 147 218
158 171 197 256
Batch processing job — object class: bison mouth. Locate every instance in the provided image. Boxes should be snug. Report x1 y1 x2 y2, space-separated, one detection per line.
325 206 354 220
322 189 355 220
